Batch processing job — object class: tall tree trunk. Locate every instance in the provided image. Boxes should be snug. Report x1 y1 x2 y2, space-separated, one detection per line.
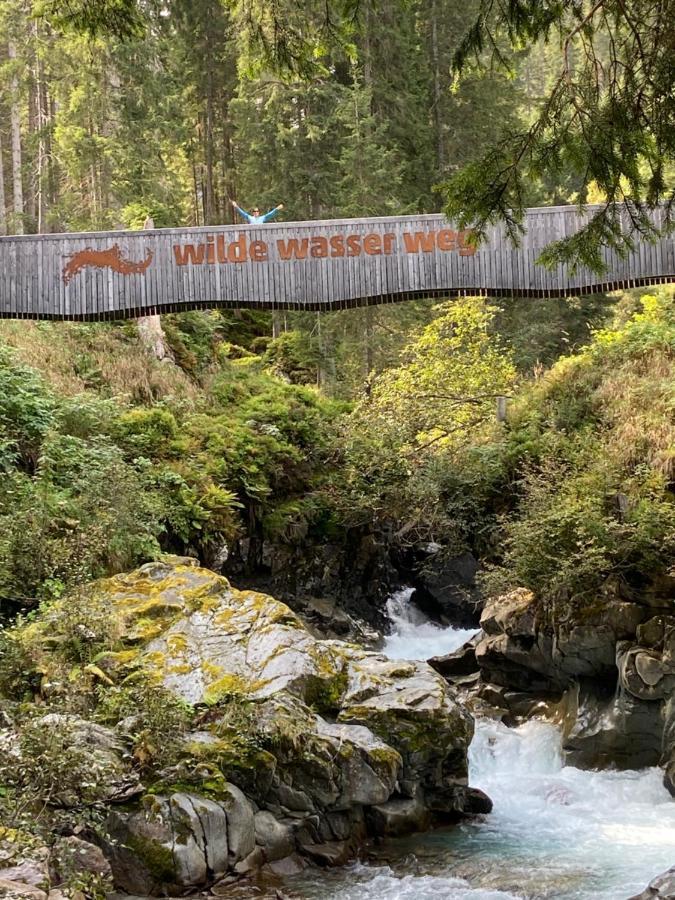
364 306 374 375
0 133 6 235
430 0 444 171
272 311 284 338
8 41 24 234
136 216 174 361
33 20 46 233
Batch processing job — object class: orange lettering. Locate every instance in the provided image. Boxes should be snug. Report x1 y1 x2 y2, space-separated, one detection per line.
217 235 228 264
383 233 396 254
173 243 206 266
206 235 216 265
363 234 382 255
311 236 329 258
250 240 268 262
330 235 345 257
403 231 436 253
347 235 361 257
228 235 248 263
277 238 309 260
459 230 477 257
437 229 457 251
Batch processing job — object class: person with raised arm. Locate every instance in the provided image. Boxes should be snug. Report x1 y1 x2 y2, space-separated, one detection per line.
230 199 284 225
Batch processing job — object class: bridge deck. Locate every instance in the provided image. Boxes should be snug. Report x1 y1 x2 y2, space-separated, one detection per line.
0 206 673 320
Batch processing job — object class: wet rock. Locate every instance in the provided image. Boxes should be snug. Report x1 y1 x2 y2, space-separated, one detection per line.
628 866 675 899
563 690 663 770
365 796 431 836
263 854 306 877
428 635 479 679
462 787 493 815
298 841 351 867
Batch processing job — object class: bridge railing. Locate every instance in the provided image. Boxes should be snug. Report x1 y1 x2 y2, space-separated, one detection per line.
0 205 672 320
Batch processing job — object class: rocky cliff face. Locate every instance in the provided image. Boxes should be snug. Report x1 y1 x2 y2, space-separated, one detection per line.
433 582 675 783
0 559 486 897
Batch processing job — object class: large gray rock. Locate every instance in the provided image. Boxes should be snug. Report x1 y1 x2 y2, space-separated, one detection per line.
106 788 254 892
253 812 295 862
476 589 648 692
628 867 675 899
337 648 474 813
104 562 475 826
563 691 663 770
22 560 482 892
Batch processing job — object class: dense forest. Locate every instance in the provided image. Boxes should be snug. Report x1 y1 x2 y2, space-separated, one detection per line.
0 2 674 899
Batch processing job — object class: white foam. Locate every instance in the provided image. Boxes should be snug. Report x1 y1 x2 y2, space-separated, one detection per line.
381 587 477 661
290 603 675 899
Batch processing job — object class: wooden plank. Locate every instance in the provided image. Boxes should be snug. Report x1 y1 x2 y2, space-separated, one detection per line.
0 205 672 319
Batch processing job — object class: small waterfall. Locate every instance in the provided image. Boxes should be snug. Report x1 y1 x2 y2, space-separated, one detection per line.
382 587 477 661
291 595 675 900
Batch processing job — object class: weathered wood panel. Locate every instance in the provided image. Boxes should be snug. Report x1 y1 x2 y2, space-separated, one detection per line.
0 205 673 320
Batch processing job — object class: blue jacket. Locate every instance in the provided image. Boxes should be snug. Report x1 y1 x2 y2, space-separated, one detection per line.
234 205 281 225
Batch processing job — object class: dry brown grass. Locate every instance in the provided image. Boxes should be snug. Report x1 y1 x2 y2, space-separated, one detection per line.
596 346 675 473
0 321 199 405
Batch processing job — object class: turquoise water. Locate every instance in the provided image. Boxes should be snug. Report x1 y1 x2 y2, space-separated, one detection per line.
289 595 675 900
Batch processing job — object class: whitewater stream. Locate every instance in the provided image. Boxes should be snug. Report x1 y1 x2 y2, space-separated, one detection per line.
289 589 675 900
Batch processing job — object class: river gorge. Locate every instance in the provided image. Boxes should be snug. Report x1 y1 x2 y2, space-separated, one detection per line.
288 592 675 900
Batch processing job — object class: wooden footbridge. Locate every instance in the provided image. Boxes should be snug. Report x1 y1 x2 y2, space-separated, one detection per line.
0 205 672 320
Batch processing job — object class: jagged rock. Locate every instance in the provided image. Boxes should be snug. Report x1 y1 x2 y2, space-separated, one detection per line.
366 796 431 836
475 590 565 692
563 690 663 770
254 812 295 863
429 635 479 679
337 648 474 814
411 550 483 628
476 589 648 692
314 720 401 808
628 866 675 899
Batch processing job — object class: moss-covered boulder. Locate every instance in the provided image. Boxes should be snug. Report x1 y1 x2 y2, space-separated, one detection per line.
8 559 478 893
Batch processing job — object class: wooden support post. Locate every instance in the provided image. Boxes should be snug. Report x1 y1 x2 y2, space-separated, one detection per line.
496 396 508 423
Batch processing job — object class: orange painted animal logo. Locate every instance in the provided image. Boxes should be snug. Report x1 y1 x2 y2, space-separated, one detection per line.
62 244 154 285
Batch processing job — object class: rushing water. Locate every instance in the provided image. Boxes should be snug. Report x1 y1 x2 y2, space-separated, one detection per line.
382 587 477 660
289 590 675 900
